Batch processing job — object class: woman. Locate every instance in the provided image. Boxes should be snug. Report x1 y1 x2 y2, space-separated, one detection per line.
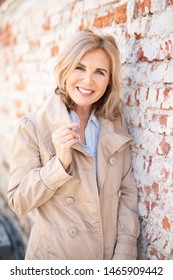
7 30 139 260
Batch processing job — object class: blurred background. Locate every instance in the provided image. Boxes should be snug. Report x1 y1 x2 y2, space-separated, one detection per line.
0 0 173 260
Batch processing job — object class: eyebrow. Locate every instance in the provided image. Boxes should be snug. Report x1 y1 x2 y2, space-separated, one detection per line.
78 62 108 73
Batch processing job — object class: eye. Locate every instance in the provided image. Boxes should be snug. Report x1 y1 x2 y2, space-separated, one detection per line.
75 65 85 71
96 70 105 76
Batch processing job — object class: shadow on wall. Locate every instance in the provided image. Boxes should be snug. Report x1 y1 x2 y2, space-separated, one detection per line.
0 214 25 259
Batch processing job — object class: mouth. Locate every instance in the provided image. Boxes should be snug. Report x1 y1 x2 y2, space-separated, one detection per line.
77 87 94 96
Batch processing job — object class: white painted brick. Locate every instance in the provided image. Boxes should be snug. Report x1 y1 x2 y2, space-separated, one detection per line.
122 60 173 85
148 6 173 36
126 0 136 21
83 0 122 12
132 36 173 62
126 105 173 135
127 15 150 39
115 25 136 63
150 0 168 13
45 0 75 15
133 152 173 187
122 85 173 111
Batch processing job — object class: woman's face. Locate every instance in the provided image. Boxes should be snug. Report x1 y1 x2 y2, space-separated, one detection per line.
66 48 110 112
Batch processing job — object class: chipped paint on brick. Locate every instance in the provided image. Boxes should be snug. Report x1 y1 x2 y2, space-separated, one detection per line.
162 216 171 231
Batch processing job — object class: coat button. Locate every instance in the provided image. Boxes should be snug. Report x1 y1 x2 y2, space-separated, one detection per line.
65 197 74 205
109 157 116 165
69 228 78 237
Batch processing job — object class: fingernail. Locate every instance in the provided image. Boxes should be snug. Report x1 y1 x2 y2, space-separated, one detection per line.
72 124 80 131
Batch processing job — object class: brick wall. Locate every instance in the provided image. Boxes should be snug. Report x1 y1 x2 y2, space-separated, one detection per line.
0 0 173 259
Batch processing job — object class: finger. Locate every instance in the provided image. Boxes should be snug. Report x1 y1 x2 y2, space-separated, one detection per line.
61 137 78 148
57 122 80 132
53 133 78 144
66 122 80 129
52 122 80 137
52 128 78 141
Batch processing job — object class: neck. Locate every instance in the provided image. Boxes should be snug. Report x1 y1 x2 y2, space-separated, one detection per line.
75 106 92 125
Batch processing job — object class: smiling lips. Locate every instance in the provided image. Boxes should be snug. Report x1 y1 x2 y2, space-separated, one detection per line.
77 87 94 95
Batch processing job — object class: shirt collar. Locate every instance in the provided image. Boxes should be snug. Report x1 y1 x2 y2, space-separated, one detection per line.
69 110 100 129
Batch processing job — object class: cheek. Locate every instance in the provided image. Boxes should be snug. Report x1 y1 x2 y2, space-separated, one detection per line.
66 78 74 92
99 79 109 92
66 73 81 87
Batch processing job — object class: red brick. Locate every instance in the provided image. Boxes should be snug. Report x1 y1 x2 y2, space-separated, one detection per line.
147 156 152 173
137 46 149 62
150 63 158 72
93 4 127 28
162 216 171 231
16 111 26 119
134 89 140 106
0 27 3 37
151 182 159 200
163 87 171 100
144 185 151 196
2 106 9 114
134 33 142 40
156 88 159 101
151 201 156 210
79 20 90 30
152 113 168 127
42 17 51 31
165 40 173 59
159 115 167 127
134 0 151 17
133 1 139 18
157 138 170 156
1 23 17 46
51 45 59 56
114 3 127 24
29 40 40 52
15 74 26 92
143 200 150 213
13 99 21 109
5 23 12 38
150 248 166 260
162 239 168 250
161 168 170 181
93 11 114 28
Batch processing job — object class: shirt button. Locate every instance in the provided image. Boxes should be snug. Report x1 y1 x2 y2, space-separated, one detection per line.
65 197 74 205
69 228 78 237
109 157 116 165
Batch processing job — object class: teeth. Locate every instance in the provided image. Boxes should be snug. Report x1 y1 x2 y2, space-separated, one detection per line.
78 87 93 94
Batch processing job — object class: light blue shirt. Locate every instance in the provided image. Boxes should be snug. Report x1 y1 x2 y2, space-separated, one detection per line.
69 110 100 174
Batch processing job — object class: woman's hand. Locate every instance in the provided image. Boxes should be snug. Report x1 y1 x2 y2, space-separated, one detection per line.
52 122 80 170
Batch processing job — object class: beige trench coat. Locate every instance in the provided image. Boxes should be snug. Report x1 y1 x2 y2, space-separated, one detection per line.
7 94 139 260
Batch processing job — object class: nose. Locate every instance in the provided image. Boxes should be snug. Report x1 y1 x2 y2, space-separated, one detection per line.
82 71 94 85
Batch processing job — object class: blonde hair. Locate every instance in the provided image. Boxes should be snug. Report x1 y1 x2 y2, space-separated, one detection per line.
55 29 121 120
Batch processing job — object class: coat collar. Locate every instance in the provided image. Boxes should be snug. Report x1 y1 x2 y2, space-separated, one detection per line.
34 93 132 156
35 93 71 156
99 117 132 156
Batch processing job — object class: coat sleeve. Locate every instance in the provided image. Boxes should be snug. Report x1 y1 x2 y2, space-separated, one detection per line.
7 116 72 215
113 146 140 260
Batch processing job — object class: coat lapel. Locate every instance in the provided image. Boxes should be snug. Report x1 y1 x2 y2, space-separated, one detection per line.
97 118 133 190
